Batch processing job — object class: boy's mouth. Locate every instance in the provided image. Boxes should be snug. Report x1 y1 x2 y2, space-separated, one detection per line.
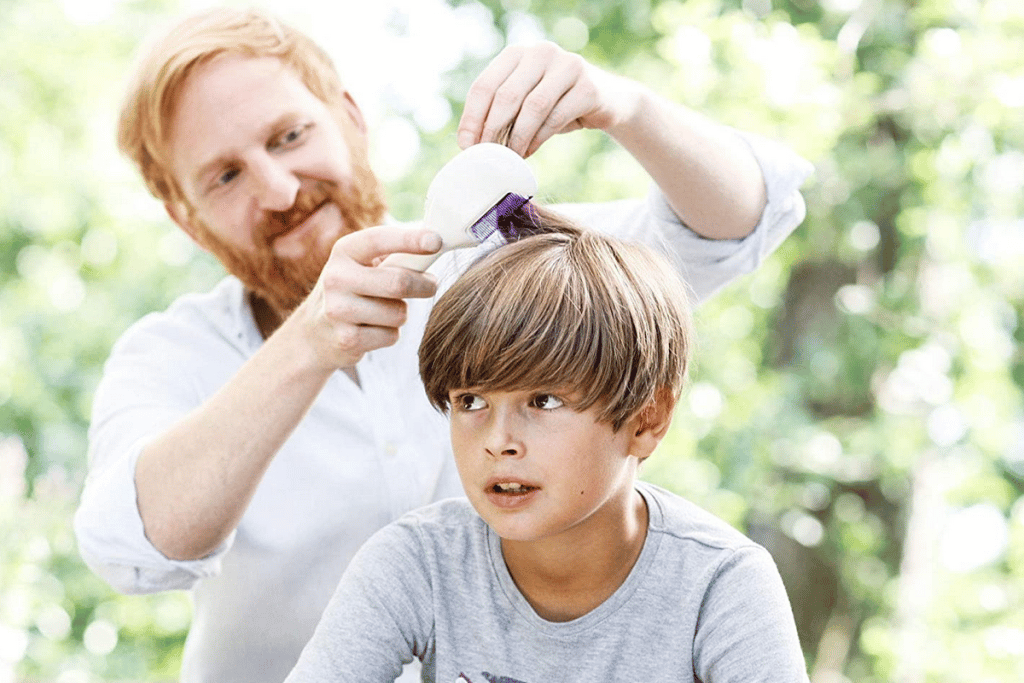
485 479 540 509
491 482 539 494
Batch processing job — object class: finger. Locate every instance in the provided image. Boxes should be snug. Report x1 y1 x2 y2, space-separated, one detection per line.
522 82 590 157
327 323 401 362
477 56 549 151
322 291 410 330
323 258 438 301
507 62 584 155
458 48 522 149
334 225 442 267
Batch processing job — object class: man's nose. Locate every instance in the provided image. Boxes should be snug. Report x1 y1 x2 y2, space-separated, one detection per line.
250 155 299 212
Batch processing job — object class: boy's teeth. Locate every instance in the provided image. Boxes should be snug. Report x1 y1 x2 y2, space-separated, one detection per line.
496 483 524 491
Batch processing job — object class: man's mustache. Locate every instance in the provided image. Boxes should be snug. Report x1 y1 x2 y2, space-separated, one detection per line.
258 182 333 247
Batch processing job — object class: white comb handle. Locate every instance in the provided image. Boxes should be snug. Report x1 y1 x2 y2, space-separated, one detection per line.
380 249 444 273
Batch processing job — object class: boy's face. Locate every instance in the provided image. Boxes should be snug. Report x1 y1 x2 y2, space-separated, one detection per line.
448 388 645 544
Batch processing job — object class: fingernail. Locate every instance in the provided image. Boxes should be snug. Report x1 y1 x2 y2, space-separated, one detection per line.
457 130 474 149
422 232 442 252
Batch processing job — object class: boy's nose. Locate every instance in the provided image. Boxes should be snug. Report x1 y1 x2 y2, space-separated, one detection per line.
484 410 525 459
251 156 299 212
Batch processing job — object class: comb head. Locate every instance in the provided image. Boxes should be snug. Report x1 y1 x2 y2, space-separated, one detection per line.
468 192 532 242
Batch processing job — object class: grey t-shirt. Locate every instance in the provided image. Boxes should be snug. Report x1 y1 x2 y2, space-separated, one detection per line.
285 482 809 683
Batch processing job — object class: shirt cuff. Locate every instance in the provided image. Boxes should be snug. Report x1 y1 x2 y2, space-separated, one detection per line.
648 128 813 302
74 436 231 594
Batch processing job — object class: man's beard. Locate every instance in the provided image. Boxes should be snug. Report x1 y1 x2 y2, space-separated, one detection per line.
192 154 387 317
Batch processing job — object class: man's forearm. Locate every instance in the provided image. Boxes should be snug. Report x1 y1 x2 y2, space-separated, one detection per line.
134 314 333 561
133 226 443 561
606 83 767 240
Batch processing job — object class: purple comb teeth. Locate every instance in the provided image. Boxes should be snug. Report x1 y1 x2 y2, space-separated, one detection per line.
469 193 533 242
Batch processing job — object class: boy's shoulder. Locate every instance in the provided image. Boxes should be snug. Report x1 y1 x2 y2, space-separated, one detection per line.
398 496 479 527
639 481 761 555
359 497 493 587
382 496 486 554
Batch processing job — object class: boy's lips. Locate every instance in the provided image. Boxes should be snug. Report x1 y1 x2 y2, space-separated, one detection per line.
485 475 540 491
483 477 541 508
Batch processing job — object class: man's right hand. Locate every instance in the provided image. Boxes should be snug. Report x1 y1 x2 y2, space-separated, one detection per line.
291 225 443 371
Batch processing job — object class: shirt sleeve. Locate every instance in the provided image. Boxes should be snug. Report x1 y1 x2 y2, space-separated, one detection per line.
693 546 810 683
73 316 234 594
553 127 813 304
284 520 434 682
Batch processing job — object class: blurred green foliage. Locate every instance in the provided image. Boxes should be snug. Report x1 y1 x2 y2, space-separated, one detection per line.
2 0 1023 681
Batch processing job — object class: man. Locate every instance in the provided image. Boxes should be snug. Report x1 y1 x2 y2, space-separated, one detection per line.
74 7 811 683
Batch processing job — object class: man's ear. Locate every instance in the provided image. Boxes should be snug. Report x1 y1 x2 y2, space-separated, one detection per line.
340 91 368 136
165 201 208 252
628 389 678 462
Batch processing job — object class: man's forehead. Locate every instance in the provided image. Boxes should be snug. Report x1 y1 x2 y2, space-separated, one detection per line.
167 56 328 182
174 55 321 123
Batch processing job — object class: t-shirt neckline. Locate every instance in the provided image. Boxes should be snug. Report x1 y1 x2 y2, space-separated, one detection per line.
485 482 664 636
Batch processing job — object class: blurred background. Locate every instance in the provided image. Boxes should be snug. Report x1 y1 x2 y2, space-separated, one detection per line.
2 0 1023 681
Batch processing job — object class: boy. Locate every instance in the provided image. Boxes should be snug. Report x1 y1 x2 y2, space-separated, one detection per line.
285 211 809 682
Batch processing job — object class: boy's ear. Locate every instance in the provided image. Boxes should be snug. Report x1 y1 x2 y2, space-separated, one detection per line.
629 389 677 462
165 201 209 252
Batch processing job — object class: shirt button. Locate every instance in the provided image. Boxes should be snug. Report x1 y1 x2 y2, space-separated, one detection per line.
383 442 398 457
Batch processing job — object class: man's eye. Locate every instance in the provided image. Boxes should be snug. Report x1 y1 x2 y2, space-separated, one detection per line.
456 394 487 411
273 123 312 149
530 394 564 410
215 168 239 187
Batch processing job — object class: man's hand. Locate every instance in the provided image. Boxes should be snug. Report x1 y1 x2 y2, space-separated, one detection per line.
291 225 442 371
457 41 639 158
459 41 767 240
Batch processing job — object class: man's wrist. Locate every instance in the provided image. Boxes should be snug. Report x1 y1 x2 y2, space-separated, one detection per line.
269 301 340 382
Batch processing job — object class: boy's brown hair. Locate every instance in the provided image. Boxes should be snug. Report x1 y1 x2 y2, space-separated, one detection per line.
418 208 692 432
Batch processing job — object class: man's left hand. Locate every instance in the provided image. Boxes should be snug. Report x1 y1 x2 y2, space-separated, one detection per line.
457 41 637 158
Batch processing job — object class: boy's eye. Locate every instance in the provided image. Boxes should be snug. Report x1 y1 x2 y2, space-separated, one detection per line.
530 394 564 410
455 393 487 411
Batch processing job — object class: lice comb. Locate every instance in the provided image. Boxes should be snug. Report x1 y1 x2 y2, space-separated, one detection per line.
469 192 532 242
380 144 537 272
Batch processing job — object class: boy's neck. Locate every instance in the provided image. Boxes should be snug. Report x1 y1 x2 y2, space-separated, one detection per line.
500 488 649 623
